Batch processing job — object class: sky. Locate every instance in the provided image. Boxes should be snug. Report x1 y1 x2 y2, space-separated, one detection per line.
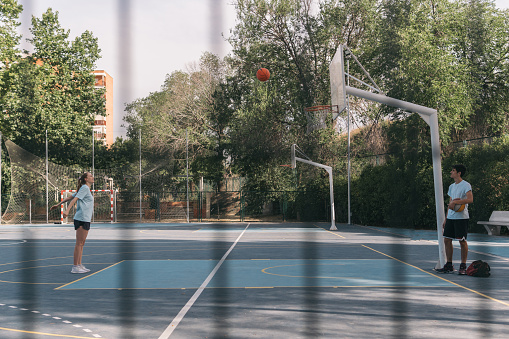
16 0 509 139
18 0 237 138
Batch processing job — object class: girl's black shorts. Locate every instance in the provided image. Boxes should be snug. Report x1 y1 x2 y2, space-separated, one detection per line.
74 219 91 231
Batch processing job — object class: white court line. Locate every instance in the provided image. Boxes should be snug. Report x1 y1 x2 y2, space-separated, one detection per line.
0 240 27 246
158 223 250 339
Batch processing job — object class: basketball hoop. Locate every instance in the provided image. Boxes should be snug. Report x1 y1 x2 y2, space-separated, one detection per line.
304 105 339 134
279 164 292 168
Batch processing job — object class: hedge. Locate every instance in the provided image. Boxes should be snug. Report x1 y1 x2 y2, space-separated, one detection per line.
334 135 509 234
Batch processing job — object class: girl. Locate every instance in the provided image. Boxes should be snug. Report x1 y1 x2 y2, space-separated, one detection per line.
51 172 94 273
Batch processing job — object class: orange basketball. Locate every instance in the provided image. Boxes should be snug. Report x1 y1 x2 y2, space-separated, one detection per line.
452 198 465 212
256 68 270 82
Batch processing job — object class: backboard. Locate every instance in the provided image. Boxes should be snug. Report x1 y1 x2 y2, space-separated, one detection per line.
330 45 347 120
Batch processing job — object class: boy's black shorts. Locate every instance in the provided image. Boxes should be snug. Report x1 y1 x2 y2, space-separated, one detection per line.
443 218 468 241
74 219 91 231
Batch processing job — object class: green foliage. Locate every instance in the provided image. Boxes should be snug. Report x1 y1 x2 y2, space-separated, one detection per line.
116 1 509 228
124 52 225 186
442 136 509 232
225 0 378 193
294 177 330 222
93 137 138 170
0 0 22 62
364 0 509 143
0 8 104 167
345 135 509 232
0 0 22 117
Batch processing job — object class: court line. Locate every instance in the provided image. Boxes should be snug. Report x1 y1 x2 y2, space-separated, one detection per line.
362 244 509 307
0 244 327 268
313 224 345 238
0 240 27 246
157 223 251 339
55 261 124 290
53 285 452 290
357 224 509 262
315 224 509 307
261 263 359 279
0 326 101 338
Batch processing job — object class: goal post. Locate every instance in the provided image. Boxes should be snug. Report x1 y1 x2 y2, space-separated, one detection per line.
60 189 114 224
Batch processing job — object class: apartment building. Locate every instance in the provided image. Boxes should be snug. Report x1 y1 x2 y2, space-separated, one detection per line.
93 70 114 146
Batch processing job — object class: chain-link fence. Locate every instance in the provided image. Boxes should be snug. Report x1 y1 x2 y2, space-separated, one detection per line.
0 138 335 224
0 190 333 224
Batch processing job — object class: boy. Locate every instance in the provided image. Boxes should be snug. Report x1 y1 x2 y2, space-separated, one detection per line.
436 164 473 275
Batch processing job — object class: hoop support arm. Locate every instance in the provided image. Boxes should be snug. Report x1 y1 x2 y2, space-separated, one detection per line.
294 156 337 230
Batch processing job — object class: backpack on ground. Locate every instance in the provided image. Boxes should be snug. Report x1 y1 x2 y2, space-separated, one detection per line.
466 260 490 277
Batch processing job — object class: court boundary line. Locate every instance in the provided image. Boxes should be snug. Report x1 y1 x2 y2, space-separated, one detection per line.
362 244 509 307
52 285 455 290
314 223 509 307
55 261 124 290
351 223 509 263
0 326 100 338
157 223 251 339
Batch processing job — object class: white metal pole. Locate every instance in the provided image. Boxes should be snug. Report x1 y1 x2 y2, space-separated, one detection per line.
347 58 351 225
92 129 95 189
430 113 447 268
327 168 337 230
186 129 189 223
0 131 2 224
46 130 49 223
294 156 336 230
344 85 446 267
345 86 437 116
139 129 142 223
92 129 95 222
115 189 118 222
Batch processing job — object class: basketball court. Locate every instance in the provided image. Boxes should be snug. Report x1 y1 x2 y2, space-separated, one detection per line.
0 44 507 339
1 222 509 338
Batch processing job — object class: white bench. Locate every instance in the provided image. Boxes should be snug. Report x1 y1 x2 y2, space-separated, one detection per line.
477 211 509 235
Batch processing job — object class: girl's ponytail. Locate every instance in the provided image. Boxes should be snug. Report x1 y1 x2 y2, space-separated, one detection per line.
76 172 89 191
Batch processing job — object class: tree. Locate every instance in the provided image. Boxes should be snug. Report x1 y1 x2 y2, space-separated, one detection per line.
455 0 509 137
0 0 22 201
0 0 22 111
362 0 475 147
0 8 104 167
226 0 377 189
0 0 22 61
124 52 226 186
362 0 509 147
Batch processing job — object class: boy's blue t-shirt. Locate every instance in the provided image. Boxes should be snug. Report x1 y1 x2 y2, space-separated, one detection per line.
72 185 94 222
447 179 472 220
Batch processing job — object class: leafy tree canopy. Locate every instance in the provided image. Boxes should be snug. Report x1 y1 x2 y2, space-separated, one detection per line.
0 8 104 166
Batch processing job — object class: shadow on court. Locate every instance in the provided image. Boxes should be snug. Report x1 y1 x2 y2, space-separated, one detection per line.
0 222 508 338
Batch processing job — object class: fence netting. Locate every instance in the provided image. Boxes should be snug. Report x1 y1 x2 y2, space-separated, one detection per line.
1 139 332 224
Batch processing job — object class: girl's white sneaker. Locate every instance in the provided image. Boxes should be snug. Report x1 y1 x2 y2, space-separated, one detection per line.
71 265 87 274
79 265 91 272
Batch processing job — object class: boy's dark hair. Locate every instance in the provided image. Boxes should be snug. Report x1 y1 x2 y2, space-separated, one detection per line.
452 164 467 177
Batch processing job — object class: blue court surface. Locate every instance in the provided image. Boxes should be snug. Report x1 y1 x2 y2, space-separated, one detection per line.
1 222 509 339
58 259 452 290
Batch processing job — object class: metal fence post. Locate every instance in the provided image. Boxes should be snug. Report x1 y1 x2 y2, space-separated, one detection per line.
240 191 244 222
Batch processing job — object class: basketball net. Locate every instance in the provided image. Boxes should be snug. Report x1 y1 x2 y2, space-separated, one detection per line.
304 105 339 134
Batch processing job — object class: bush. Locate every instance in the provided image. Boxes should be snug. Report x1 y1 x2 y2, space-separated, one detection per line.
343 135 509 233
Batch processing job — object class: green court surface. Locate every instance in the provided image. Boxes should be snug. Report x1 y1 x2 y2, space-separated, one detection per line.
1 222 509 339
